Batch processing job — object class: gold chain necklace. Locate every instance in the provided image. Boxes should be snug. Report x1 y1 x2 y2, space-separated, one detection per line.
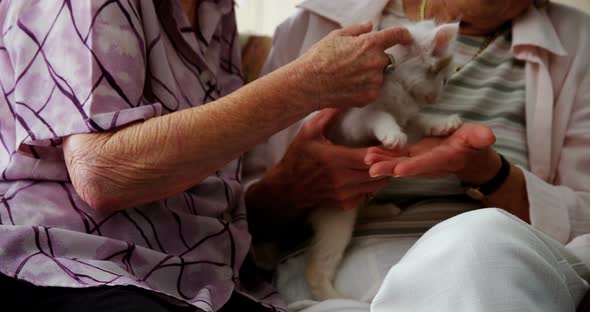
417 0 502 74
418 0 427 21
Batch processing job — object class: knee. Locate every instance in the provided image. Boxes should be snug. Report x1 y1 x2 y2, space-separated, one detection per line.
375 209 580 312
416 208 531 259
436 208 522 239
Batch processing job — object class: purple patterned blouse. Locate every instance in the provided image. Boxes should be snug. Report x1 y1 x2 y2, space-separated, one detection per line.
0 0 283 311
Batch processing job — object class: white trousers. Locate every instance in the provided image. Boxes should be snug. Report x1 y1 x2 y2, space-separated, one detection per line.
287 209 590 312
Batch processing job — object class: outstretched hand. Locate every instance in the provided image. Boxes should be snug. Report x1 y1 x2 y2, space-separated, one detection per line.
365 123 498 183
257 109 389 211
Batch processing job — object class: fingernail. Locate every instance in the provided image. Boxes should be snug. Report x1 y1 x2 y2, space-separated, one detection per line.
370 173 383 178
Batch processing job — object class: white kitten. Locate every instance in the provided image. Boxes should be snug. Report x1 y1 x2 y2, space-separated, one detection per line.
305 21 461 301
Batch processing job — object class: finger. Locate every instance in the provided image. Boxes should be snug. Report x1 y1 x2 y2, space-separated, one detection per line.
368 146 410 155
335 22 373 37
319 169 386 192
369 157 409 177
364 27 413 49
303 108 344 139
326 145 373 170
370 53 391 71
365 153 402 166
451 123 496 151
365 147 409 165
394 148 458 177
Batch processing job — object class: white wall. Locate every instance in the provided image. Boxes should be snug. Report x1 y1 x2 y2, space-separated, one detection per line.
235 0 300 36
235 0 590 36
556 0 590 12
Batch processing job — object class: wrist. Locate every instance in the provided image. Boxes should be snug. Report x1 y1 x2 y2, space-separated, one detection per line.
288 57 326 112
456 148 502 185
273 63 319 116
461 151 513 202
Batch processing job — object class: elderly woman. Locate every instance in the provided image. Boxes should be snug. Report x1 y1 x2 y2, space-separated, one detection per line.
243 0 590 311
0 0 413 311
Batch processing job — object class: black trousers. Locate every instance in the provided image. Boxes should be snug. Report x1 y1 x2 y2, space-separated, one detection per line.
0 274 268 312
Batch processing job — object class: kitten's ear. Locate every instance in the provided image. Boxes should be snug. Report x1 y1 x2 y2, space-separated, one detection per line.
430 55 453 75
432 23 459 56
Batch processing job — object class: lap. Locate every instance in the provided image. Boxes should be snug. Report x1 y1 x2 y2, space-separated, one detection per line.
277 208 590 311
276 235 420 306
0 274 194 312
372 208 590 312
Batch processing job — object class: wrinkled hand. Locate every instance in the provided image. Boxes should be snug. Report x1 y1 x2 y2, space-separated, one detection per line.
295 23 412 110
365 123 499 183
261 109 389 211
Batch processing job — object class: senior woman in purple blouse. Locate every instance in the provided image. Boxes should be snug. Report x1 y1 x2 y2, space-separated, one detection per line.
0 0 412 311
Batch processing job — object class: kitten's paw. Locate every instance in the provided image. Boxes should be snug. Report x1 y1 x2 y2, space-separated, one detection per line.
306 265 347 300
426 114 463 136
378 132 407 150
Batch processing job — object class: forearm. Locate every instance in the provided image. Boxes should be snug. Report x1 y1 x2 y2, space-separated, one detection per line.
64 24 410 211
65 63 314 211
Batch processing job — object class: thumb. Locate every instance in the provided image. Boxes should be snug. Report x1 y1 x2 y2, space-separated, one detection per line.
365 27 413 49
334 22 373 37
302 108 344 139
452 123 496 151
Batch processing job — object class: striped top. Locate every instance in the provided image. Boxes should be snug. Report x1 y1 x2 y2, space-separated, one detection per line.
356 8 529 235
433 30 529 168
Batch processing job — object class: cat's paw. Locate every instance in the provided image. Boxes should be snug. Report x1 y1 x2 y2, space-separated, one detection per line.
306 259 348 300
378 132 407 150
425 114 463 136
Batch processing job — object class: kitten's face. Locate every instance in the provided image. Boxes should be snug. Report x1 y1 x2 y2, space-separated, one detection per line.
393 54 453 106
385 21 458 106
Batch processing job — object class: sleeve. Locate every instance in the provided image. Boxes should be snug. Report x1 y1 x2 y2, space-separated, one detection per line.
7 0 161 148
523 59 590 245
556 66 590 240
519 166 575 243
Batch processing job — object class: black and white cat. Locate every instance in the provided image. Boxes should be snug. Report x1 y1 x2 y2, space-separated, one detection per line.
305 20 462 301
